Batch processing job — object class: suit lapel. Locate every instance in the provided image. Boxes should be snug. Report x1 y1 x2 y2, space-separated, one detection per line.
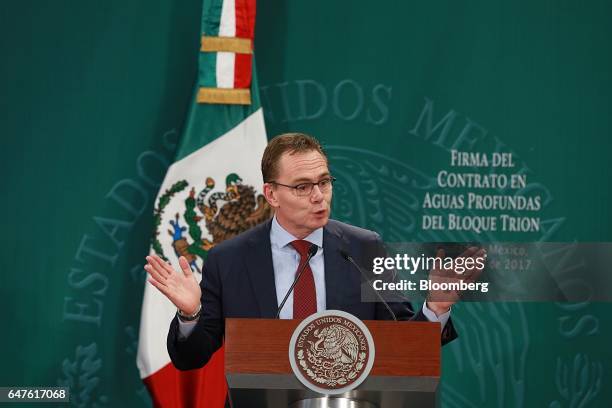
323 222 353 311
245 220 279 318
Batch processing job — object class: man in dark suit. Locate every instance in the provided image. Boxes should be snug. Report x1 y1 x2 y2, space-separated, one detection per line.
145 133 460 371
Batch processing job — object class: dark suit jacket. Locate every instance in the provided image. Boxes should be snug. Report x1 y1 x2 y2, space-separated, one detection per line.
167 219 457 370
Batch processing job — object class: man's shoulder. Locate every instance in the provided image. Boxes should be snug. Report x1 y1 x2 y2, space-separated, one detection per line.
326 219 380 242
208 218 381 256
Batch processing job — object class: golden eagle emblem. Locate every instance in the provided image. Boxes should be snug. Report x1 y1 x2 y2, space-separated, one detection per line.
152 173 271 271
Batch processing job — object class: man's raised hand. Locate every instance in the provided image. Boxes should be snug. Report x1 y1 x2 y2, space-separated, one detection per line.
144 254 202 315
426 247 486 315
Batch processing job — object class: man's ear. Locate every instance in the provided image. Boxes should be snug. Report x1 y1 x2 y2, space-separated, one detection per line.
263 183 280 208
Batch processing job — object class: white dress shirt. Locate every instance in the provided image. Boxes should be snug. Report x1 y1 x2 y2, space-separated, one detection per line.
270 215 326 319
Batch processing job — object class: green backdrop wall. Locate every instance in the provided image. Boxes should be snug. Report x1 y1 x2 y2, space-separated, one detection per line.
1 0 610 406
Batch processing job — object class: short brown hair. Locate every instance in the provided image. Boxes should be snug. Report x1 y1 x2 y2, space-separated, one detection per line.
261 133 327 182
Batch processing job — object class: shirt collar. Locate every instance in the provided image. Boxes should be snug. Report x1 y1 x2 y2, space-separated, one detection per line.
270 215 323 249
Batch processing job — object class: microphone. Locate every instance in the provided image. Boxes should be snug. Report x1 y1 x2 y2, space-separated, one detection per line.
339 249 398 321
275 243 319 319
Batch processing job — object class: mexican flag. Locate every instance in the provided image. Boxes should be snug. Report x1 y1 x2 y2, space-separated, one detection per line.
137 0 269 406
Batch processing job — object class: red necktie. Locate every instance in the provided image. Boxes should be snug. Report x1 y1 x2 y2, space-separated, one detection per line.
291 240 317 319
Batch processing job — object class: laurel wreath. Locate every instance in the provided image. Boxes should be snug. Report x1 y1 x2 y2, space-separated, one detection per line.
151 180 188 260
297 349 367 387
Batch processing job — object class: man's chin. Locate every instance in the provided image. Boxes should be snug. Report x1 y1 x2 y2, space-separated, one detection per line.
310 213 329 228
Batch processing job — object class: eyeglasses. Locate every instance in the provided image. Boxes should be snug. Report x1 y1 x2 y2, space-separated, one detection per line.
270 176 336 197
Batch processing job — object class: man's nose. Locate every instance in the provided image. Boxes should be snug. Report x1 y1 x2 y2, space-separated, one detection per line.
310 184 324 202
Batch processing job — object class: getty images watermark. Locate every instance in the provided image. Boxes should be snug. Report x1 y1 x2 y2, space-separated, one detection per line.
360 242 612 303
370 250 488 295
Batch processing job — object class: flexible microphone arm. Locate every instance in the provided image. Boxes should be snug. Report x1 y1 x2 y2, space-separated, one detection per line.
339 249 398 321
275 244 318 319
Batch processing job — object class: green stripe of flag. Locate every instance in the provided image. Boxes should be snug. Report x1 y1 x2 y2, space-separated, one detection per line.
201 0 224 36
199 51 217 87
173 57 262 162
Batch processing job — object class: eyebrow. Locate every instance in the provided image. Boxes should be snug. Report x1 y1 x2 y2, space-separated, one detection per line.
290 172 330 184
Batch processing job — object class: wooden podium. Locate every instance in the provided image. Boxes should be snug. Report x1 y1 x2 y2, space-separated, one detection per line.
225 318 441 408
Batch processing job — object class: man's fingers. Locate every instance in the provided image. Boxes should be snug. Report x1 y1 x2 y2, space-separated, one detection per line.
147 255 172 279
148 277 171 298
459 246 480 258
468 248 486 265
463 249 487 282
178 256 194 278
432 248 446 272
468 248 486 270
145 263 167 284
477 248 487 263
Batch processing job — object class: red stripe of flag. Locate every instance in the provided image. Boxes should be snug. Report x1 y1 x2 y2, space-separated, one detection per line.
143 347 227 408
234 0 256 88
